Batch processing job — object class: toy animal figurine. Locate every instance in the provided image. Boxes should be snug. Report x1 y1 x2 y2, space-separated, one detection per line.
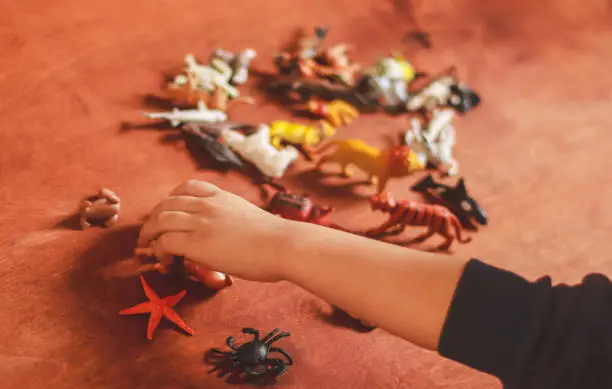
274 26 329 78
180 125 286 191
405 66 480 114
361 54 417 108
302 98 359 127
313 139 425 194
403 108 458 176
317 44 362 86
220 124 299 179
135 247 233 291
143 101 227 127
411 174 488 229
210 328 293 380
79 188 120 229
210 48 257 85
268 120 336 154
264 190 347 231
365 192 471 251
166 74 254 110
119 276 194 340
183 54 240 98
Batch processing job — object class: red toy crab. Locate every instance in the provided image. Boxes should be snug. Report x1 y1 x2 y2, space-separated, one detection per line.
264 190 347 231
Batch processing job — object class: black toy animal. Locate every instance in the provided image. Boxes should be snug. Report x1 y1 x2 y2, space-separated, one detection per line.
181 125 285 191
210 328 293 381
411 174 488 230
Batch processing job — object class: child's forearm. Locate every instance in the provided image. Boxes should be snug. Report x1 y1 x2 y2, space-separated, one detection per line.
279 221 468 350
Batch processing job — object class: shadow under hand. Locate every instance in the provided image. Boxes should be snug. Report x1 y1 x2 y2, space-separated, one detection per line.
314 306 376 333
283 168 373 202
66 225 217 387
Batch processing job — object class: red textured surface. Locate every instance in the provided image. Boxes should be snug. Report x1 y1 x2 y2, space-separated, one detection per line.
2 1 612 388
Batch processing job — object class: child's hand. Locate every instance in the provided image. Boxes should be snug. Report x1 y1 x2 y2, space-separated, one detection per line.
137 180 292 282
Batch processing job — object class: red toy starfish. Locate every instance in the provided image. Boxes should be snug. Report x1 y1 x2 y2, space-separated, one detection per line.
119 276 195 340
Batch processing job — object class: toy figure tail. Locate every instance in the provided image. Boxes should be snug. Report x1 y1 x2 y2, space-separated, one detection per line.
453 217 472 244
410 174 435 192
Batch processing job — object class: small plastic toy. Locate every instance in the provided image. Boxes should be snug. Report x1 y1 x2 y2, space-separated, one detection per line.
210 328 293 379
143 101 227 127
302 98 359 127
264 190 346 231
79 188 120 229
365 192 471 250
313 139 425 194
405 66 480 113
166 75 254 110
361 54 418 108
403 108 458 176
183 54 240 98
268 120 336 154
119 276 194 340
211 48 257 85
317 44 362 86
220 124 299 178
411 174 488 229
135 246 233 291
274 27 329 78
181 123 248 170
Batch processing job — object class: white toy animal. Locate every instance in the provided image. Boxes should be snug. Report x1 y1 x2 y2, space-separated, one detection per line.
220 124 299 178
404 109 458 176
143 101 227 127
183 54 239 98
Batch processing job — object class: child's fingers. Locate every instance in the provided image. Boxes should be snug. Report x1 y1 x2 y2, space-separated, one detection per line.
138 211 200 247
147 196 211 221
154 232 192 264
170 180 219 198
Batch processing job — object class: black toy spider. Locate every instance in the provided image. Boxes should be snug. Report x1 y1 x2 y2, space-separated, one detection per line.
210 328 293 380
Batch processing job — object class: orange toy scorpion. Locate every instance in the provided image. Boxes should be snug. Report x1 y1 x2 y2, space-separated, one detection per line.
365 192 471 251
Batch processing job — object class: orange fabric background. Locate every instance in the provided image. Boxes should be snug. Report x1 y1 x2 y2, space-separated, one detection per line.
2 1 612 388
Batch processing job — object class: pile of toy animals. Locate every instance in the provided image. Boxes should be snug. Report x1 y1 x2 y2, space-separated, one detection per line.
85 26 490 379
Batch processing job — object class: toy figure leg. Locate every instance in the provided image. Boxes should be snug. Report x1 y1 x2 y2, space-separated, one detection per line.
412 228 435 243
340 163 353 177
314 155 332 170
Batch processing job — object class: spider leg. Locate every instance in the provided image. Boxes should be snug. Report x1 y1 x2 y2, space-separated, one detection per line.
266 332 291 346
269 347 293 365
227 336 239 350
243 364 268 377
261 328 281 343
265 358 288 377
242 328 260 341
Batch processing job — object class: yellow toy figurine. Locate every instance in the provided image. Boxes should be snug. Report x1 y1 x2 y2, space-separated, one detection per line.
268 120 336 150
302 98 360 127
313 139 425 194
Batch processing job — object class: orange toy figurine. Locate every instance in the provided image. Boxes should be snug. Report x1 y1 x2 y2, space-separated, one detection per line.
302 97 359 127
313 139 425 194
119 276 194 340
134 246 233 291
365 192 471 251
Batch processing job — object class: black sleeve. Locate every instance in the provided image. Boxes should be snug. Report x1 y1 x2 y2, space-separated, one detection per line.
438 258 612 389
